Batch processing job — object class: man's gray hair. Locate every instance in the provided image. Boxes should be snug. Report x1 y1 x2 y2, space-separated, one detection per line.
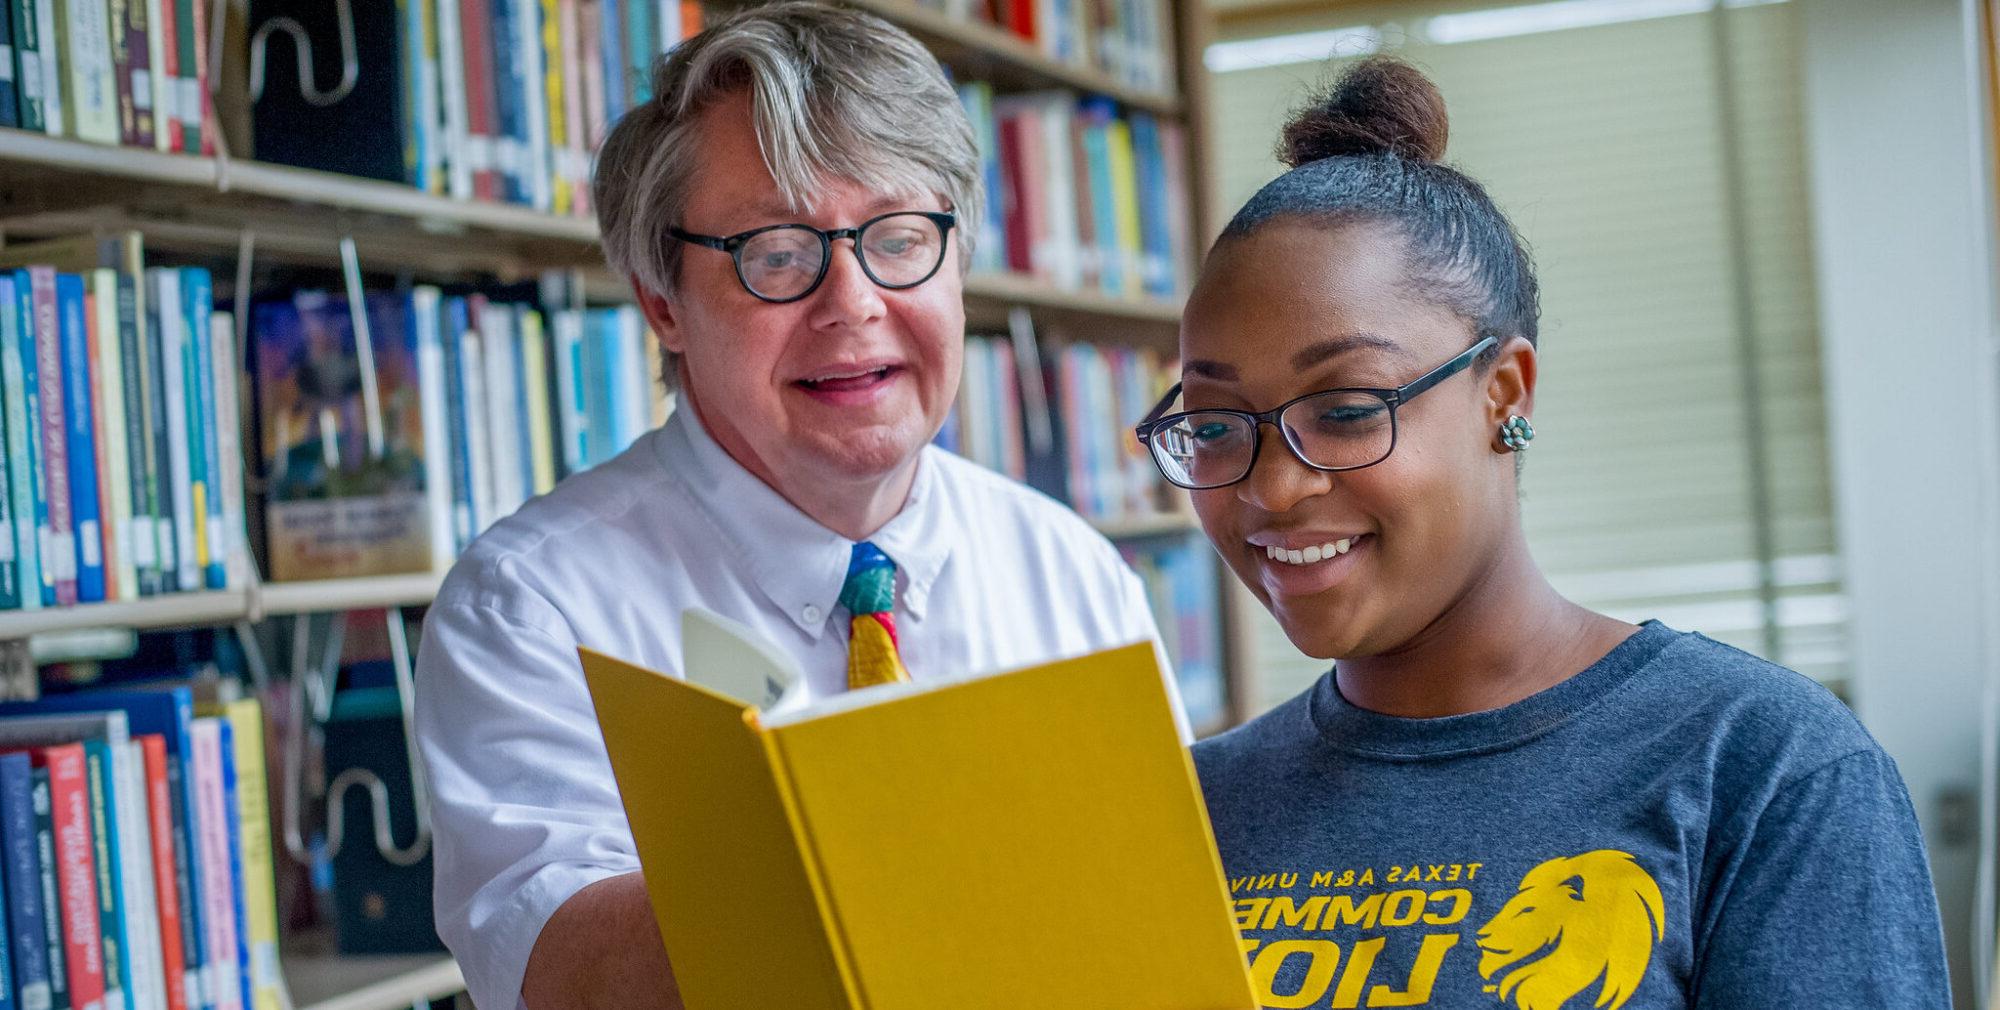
594 1 984 311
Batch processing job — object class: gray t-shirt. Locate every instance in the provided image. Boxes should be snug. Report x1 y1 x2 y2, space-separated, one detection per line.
1193 621 1950 1009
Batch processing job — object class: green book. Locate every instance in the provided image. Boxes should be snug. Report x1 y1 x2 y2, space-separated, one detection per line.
11 0 46 131
82 741 129 1010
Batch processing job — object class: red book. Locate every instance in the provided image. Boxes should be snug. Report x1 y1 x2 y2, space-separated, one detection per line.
35 743 106 1010
27 269 77 607
996 113 1031 275
157 0 182 152
461 0 501 201
1007 0 1036 42
139 736 189 1010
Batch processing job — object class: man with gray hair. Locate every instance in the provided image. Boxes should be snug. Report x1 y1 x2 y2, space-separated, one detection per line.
413 4 1189 1007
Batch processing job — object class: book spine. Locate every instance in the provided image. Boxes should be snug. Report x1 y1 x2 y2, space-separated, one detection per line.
115 267 155 598
0 0 19 128
487 0 526 204
438 298 476 550
185 0 207 154
539 0 567 215
42 745 105 1010
209 711 271 1010
459 0 499 202
0 278 20 611
168 0 192 151
55 274 103 604
105 0 134 145
458 319 494 533
476 304 520 517
31 770 71 1010
12 273 52 608
148 270 192 592
185 724 235 1010
28 269 74 606
90 271 135 603
1 753 53 1010
157 712 203 1010
516 0 550 211
550 310 583 476
179 272 221 590
557 0 586 214
114 744 163 1010
577 0 603 152
508 306 535 496
152 0 174 151
136 274 170 597
206 725 245 1010
59 0 119 142
410 289 454 572
420 0 443 193
621 0 647 102
437 0 471 200
81 284 114 604
78 743 127 1010
519 309 555 495
11 0 46 133
120 0 149 146
596 0 619 127
136 739 185 1010
143 0 165 150
0 276 36 612
206 312 243 589
34 0 59 137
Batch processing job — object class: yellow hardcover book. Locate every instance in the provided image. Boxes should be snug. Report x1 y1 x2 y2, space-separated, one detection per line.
580 611 1257 1010
521 312 557 494
542 0 571 216
1107 118 1146 298
197 698 283 1010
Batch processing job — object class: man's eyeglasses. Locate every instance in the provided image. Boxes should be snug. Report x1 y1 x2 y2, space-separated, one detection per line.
1133 336 1500 490
669 210 957 304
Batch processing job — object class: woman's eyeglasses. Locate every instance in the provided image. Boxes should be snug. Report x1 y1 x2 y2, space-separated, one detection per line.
1133 336 1500 490
669 210 957 304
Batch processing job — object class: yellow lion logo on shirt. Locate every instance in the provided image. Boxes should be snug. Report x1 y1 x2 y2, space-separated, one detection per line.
1474 850 1666 1010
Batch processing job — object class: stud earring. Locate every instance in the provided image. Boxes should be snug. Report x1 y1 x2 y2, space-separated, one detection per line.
1499 415 1536 452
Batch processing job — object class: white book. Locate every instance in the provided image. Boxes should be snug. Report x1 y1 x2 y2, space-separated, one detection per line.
657 0 680 49
151 269 197 591
187 720 242 1010
1033 94 1084 291
89 271 137 602
59 0 120 143
412 288 455 571
476 302 523 516
437 0 473 200
116 742 166 1010
618 307 649 448
208 311 250 588
145 0 170 151
514 0 552 212
458 329 496 534
36 0 62 135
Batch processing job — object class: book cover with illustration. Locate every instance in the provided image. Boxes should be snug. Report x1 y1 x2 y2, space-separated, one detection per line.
251 290 446 582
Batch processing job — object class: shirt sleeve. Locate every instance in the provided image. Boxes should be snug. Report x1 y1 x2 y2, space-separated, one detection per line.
415 599 640 1010
1693 749 1950 1008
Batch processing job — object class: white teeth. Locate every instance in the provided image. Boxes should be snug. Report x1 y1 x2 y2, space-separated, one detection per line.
1287 549 1305 565
1336 538 1352 554
1302 545 1322 563
1263 537 1363 565
1321 542 1339 558
1266 545 1280 561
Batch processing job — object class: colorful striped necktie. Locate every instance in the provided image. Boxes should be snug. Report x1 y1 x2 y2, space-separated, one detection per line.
840 542 910 690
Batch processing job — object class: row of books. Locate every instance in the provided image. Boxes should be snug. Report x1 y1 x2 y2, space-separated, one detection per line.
252 288 663 582
0 0 217 152
0 687 280 1010
938 333 1176 526
918 0 1178 94
0 244 249 613
1123 536 1225 731
959 84 1194 301
248 0 701 214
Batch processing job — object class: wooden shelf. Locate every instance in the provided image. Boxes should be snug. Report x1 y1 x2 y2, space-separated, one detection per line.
258 572 448 618
281 935 463 1010
0 589 255 640
705 0 1182 115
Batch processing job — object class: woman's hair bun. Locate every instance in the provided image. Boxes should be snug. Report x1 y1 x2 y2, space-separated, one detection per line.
1279 57 1449 168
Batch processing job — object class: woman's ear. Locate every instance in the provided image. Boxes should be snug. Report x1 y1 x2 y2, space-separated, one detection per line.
634 283 686 356
1484 336 1538 428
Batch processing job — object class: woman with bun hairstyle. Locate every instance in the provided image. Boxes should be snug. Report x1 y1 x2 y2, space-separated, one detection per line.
1150 58 1951 1007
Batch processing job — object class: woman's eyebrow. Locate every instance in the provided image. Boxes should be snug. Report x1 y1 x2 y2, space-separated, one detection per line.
1185 333 1407 382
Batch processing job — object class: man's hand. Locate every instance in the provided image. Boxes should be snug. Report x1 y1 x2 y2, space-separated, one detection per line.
522 872 684 1009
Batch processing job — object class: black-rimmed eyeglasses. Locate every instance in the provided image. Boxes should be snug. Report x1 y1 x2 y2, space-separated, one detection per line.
1133 336 1500 490
669 210 957 304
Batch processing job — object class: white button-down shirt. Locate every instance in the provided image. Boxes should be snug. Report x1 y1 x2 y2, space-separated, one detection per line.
413 406 1184 1010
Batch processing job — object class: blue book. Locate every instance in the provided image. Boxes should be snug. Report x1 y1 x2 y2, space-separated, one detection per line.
1129 114 1174 299
0 0 19 130
0 691 209 1010
487 0 528 204
29 769 67 1010
213 721 250 1010
81 741 133 1010
180 270 226 590
625 0 653 104
599 0 624 127
440 298 478 546
0 752 52 1010
584 310 621 467
54 274 106 604
5 274 46 609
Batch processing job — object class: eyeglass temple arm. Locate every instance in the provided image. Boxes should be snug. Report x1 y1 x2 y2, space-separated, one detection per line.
1399 335 1500 402
1134 381 1184 444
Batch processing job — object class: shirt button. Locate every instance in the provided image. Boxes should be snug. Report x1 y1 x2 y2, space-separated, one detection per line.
803 604 823 625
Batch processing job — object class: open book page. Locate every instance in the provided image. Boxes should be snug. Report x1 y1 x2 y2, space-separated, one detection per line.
679 608 810 714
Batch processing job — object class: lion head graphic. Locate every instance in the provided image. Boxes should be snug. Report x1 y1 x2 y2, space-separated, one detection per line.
1474 850 1666 1010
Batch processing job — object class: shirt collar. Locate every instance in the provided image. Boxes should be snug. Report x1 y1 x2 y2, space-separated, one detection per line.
656 405 951 639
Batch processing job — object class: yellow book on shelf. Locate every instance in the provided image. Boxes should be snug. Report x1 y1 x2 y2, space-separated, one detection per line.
521 311 557 494
197 698 283 1010
1107 118 1146 298
580 610 1257 1010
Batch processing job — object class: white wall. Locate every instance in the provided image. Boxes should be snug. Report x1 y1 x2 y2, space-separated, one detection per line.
1801 0 2000 1002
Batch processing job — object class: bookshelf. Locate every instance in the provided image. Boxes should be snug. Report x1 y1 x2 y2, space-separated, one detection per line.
0 0 1229 1005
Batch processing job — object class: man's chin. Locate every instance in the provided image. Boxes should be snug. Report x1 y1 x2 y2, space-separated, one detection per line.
799 424 929 483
